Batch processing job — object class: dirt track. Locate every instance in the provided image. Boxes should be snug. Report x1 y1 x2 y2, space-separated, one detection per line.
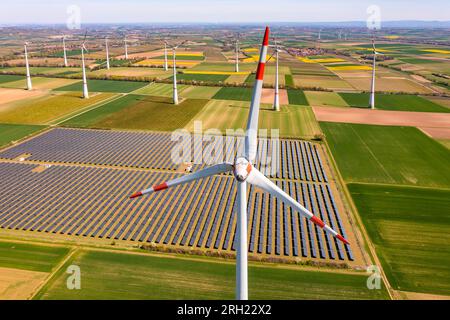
313 106 450 137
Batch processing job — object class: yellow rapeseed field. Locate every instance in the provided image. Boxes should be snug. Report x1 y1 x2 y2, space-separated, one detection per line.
422 49 450 54
327 65 372 71
183 71 250 75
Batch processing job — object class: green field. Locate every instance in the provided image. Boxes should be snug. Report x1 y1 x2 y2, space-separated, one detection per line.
35 249 389 300
186 100 321 139
0 74 25 85
0 123 45 147
0 241 69 273
154 55 204 61
64 94 208 131
285 74 294 87
174 73 229 82
287 89 309 105
339 93 449 113
132 83 189 97
54 79 148 93
212 87 253 101
349 183 450 295
321 122 450 188
305 91 349 107
0 92 116 125
181 86 221 99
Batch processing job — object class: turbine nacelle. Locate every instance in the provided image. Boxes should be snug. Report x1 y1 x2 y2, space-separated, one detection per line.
233 157 252 182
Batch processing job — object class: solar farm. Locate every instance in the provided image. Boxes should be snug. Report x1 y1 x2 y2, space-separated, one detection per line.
0 128 356 263
0 20 449 301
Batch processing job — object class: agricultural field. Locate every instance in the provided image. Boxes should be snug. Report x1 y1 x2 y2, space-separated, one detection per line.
287 89 309 105
54 79 148 93
339 93 449 113
181 86 221 99
63 94 208 131
1 77 79 90
293 75 354 90
0 92 116 124
305 91 349 107
89 67 172 79
0 123 45 147
0 241 69 273
0 74 25 84
132 82 189 97
185 99 321 139
349 184 450 296
174 73 229 82
321 122 450 188
212 87 253 101
35 249 389 300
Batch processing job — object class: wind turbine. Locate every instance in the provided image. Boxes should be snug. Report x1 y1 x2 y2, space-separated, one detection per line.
62 36 68 67
163 40 169 71
235 36 240 73
271 39 282 111
370 39 381 109
129 26 349 300
171 41 187 105
24 42 32 90
81 33 89 99
318 29 322 41
105 37 110 70
124 35 129 59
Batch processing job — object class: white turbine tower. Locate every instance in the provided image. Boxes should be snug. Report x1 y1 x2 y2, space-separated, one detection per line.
62 36 68 67
163 40 169 71
105 37 110 70
370 39 381 110
318 29 322 41
24 42 32 90
129 27 349 300
171 41 186 105
124 35 128 60
235 38 240 73
81 33 89 99
272 40 282 111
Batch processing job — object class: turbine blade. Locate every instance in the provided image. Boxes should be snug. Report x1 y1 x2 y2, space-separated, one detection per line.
129 163 233 199
245 26 270 162
247 167 350 245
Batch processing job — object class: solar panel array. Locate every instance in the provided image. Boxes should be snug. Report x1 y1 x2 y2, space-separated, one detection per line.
0 128 327 182
0 162 353 261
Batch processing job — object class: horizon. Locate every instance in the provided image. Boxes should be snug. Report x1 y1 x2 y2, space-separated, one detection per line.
1 0 449 24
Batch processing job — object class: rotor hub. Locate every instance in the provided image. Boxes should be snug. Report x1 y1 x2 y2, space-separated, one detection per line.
233 157 252 182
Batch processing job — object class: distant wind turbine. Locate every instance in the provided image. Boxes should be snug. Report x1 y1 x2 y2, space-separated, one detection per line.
235 36 240 73
171 41 187 105
105 37 110 70
370 39 381 109
62 36 68 67
318 29 322 40
269 39 283 111
124 35 128 59
81 33 89 99
163 40 169 71
24 42 32 90
129 26 349 300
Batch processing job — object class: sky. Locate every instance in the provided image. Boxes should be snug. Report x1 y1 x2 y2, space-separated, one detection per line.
0 0 449 24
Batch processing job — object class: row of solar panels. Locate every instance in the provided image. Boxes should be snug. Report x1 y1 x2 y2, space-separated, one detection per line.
0 162 352 261
0 128 327 182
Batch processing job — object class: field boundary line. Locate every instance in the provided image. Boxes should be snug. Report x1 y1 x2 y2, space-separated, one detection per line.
49 93 126 126
29 247 78 300
349 125 396 183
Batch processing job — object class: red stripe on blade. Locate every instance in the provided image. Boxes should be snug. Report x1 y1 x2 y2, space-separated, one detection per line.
255 63 266 80
310 216 325 228
336 234 350 245
153 182 168 192
263 26 270 46
130 191 143 199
